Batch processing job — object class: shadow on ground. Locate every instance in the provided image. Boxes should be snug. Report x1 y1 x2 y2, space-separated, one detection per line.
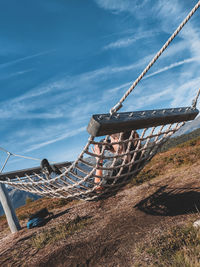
135 185 200 216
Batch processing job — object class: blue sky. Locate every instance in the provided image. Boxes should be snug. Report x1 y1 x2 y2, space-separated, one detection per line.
0 0 200 172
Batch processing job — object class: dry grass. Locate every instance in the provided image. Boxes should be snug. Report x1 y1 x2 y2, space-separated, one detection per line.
132 135 200 186
1 136 200 266
0 215 91 266
0 196 79 237
16 197 73 220
31 215 91 249
134 219 200 267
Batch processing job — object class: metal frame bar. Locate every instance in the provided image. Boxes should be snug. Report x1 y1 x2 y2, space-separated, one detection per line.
87 107 199 136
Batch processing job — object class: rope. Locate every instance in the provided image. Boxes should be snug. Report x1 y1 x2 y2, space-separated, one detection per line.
0 146 57 174
0 147 42 162
192 87 200 108
110 0 200 114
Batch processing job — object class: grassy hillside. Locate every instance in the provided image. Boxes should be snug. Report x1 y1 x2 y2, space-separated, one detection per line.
133 134 200 186
0 196 75 236
3 133 200 230
161 127 200 151
1 134 200 266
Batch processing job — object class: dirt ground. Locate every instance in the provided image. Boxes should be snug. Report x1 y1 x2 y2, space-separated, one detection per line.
1 162 200 267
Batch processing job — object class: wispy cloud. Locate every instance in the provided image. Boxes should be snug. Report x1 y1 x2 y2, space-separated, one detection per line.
0 69 34 81
124 87 174 111
2 118 88 161
155 1 200 58
24 126 86 153
105 82 132 95
94 0 149 15
156 0 182 25
0 50 55 69
180 25 200 58
123 75 200 112
0 52 154 121
103 31 156 50
1 53 198 123
104 36 137 50
96 0 200 58
144 57 200 79
94 0 132 13
170 77 200 107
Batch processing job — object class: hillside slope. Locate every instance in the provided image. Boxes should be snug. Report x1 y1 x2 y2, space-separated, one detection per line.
161 127 200 152
0 188 40 216
175 114 200 136
1 126 200 217
1 137 200 266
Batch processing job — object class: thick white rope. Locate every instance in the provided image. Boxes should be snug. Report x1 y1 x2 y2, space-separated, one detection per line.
192 87 200 108
110 0 200 114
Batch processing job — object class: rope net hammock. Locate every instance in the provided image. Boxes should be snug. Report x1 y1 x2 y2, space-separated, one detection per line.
0 116 196 201
0 1 200 201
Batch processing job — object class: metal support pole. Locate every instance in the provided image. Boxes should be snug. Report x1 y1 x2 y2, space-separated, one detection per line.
0 184 21 233
0 153 21 233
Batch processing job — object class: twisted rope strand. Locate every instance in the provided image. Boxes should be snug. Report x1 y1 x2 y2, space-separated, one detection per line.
110 0 200 114
192 87 200 108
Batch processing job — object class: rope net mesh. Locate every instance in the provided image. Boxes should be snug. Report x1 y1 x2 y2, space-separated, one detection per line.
0 121 184 201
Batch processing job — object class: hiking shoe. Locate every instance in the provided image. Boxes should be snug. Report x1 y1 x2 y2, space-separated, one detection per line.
41 158 54 176
52 164 62 175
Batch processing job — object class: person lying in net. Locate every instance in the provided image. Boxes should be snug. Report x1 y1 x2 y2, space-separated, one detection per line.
92 131 140 190
41 130 140 191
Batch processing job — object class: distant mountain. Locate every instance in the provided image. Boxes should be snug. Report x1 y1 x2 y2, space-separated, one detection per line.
161 127 200 152
175 115 200 136
0 187 40 216
158 114 200 151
